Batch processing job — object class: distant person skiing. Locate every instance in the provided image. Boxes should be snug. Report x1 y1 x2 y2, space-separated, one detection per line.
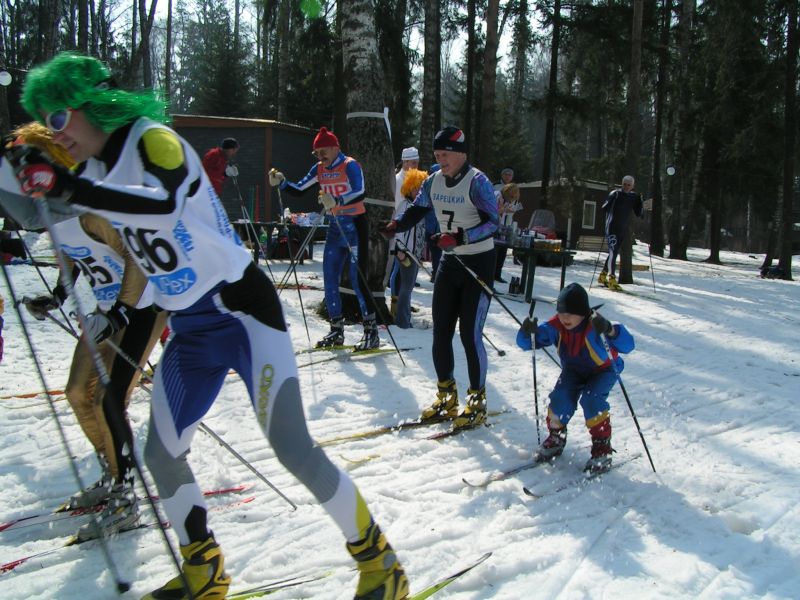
516 283 635 473
598 175 643 291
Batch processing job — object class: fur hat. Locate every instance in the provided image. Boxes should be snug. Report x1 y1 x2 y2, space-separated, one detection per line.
313 127 339 150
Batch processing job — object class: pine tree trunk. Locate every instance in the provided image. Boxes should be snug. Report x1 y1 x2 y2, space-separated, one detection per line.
620 0 643 285
540 0 561 210
276 0 289 121
420 0 440 168
511 0 529 114
339 0 394 323
778 0 797 280
476 0 500 169
0 40 9 136
164 0 173 101
649 0 671 258
668 0 695 261
78 0 89 53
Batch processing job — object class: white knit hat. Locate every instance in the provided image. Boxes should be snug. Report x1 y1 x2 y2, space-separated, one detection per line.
401 146 419 161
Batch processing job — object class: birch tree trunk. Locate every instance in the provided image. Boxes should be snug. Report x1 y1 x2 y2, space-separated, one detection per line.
339 0 394 322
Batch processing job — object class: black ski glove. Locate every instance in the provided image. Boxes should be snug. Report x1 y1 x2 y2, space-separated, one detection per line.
590 312 613 336
521 316 538 335
23 284 67 321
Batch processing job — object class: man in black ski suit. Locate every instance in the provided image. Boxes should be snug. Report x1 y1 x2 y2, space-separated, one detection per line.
597 175 643 291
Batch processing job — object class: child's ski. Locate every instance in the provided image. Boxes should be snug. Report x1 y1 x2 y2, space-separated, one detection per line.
522 454 642 498
462 457 551 488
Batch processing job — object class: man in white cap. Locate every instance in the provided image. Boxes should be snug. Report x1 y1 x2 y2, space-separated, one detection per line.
395 146 419 214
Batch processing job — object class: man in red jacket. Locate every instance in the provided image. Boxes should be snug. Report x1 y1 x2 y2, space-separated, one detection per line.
202 137 239 196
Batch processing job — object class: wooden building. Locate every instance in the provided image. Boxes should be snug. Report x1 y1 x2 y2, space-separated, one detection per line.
513 178 614 248
172 115 320 222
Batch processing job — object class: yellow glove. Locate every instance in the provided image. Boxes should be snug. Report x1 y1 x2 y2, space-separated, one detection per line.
318 192 336 211
269 168 285 187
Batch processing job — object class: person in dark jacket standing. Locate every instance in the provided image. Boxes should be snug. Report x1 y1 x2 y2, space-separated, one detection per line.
598 175 643 291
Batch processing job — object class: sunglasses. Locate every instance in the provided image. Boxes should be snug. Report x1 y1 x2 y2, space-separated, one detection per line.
45 108 74 133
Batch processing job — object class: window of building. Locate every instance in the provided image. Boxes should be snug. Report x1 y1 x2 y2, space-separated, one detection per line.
582 200 596 229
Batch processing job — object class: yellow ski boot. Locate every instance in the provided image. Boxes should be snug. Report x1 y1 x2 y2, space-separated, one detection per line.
453 387 487 430
141 533 231 599
420 379 458 421
597 270 608 286
606 274 623 291
347 520 409 600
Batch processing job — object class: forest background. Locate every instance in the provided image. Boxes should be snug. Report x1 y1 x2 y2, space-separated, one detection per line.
0 0 797 279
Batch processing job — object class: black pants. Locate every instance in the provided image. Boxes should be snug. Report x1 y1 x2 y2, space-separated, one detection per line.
494 242 508 280
431 249 495 390
102 307 164 482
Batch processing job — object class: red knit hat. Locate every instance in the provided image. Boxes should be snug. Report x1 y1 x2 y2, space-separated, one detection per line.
313 127 340 149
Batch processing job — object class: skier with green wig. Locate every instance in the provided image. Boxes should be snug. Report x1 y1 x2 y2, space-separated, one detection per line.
10 52 409 600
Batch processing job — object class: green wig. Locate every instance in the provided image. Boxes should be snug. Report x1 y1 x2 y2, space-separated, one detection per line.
21 52 170 132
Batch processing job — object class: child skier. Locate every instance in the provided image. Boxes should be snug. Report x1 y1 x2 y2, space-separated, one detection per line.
515 283 634 473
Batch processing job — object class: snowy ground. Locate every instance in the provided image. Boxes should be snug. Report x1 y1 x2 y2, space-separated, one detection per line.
1 234 799 599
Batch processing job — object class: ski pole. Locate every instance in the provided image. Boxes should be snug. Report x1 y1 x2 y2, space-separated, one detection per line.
588 242 605 291
593 311 656 473
328 210 406 367
197 423 297 511
13 225 80 338
231 175 275 278
446 250 560 368
41 310 297 509
232 175 311 342
527 298 541 445
275 218 321 292
0 257 132 595
37 197 199 597
395 238 505 356
648 245 657 293
271 184 313 342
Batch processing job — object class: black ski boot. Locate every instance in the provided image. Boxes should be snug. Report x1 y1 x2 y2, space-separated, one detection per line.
354 316 380 352
316 317 345 348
